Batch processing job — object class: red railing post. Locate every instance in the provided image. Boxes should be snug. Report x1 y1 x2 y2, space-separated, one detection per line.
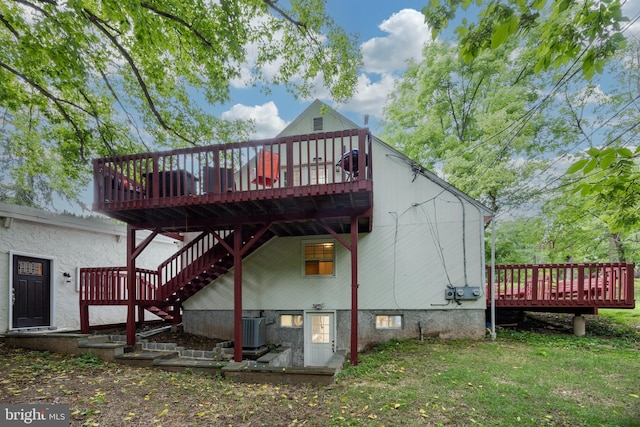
625 263 635 303
530 265 539 302
577 264 585 302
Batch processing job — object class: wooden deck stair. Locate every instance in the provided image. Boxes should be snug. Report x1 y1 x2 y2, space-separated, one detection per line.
80 224 276 332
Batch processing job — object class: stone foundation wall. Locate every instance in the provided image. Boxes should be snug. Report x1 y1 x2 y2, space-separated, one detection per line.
184 309 485 367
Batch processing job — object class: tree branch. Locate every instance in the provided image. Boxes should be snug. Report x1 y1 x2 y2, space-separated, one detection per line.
0 60 87 161
12 0 50 17
263 0 331 81
0 14 19 38
100 69 150 151
77 88 113 157
140 2 213 48
84 8 196 146
446 85 462 141
263 0 306 29
563 92 593 145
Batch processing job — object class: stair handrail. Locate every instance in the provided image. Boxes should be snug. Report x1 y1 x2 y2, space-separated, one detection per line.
157 230 233 301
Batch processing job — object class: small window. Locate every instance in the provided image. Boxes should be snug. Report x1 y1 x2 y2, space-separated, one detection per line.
303 241 335 276
18 261 43 276
313 117 323 131
281 314 303 327
376 315 402 329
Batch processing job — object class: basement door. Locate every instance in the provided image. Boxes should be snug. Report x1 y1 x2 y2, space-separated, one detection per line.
304 311 335 367
12 255 52 329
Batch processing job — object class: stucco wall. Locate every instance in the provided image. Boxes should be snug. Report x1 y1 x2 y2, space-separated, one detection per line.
0 204 180 333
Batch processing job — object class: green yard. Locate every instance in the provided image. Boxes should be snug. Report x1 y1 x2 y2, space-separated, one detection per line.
2 284 639 427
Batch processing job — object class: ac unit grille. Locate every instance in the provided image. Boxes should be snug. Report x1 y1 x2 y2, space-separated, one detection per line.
242 317 266 349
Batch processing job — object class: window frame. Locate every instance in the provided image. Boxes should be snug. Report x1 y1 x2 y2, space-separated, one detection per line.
312 116 323 131
280 313 304 328
375 314 403 330
301 240 336 277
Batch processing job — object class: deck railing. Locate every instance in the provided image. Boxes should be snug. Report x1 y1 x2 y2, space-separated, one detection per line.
157 230 233 301
93 128 372 209
79 267 159 305
486 262 635 309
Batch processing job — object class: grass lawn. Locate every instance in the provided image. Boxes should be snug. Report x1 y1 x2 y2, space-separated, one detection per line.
598 279 640 332
1 308 638 426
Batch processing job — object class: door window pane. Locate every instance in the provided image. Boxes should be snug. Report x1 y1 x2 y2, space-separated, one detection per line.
18 261 43 276
311 315 330 343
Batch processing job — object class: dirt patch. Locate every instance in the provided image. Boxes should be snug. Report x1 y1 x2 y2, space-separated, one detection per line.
142 329 225 351
98 325 225 351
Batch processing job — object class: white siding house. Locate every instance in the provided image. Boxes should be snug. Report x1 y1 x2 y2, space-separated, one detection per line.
0 203 180 333
182 101 491 366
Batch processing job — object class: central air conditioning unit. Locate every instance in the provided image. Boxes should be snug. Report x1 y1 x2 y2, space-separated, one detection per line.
242 317 266 349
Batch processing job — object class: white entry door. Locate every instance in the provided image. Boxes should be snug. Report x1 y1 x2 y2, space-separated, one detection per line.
304 312 335 367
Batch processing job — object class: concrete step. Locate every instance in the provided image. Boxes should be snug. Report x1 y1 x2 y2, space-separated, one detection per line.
79 335 110 345
77 341 130 362
115 351 179 367
153 358 226 374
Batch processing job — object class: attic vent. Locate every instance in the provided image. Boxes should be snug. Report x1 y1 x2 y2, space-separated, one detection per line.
313 117 323 131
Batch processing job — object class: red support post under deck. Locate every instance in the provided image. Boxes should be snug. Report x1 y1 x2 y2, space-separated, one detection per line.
233 224 243 362
350 216 359 366
321 217 361 366
126 226 136 346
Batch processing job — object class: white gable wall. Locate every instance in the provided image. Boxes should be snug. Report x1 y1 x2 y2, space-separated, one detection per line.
0 204 181 333
182 102 489 363
183 139 486 313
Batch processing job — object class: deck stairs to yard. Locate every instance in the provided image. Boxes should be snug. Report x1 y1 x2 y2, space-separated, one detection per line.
80 224 276 332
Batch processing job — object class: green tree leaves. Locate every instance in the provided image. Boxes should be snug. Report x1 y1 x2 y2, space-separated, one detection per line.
424 0 627 79
383 37 555 215
0 0 360 208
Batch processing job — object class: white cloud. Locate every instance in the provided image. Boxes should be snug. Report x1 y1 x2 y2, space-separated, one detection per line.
228 9 431 128
575 84 612 105
337 74 397 119
622 1 640 39
221 102 289 139
361 9 431 75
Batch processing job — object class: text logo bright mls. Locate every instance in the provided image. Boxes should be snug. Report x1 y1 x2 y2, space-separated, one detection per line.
1 404 69 426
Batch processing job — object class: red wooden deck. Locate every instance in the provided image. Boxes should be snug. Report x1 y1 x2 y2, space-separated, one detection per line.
81 129 374 344
486 263 636 314
92 128 374 235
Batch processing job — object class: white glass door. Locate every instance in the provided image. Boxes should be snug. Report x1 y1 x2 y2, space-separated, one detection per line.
304 312 335 366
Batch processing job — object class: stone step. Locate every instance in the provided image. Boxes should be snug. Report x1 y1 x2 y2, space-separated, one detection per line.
153 358 226 374
78 334 110 345
115 351 179 367
76 341 130 362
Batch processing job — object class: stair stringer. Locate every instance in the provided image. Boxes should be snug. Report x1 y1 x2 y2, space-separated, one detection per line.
144 225 276 319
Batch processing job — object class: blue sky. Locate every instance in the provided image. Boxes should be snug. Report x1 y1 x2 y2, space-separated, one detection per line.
212 1 640 142
41 1 640 213
216 2 433 138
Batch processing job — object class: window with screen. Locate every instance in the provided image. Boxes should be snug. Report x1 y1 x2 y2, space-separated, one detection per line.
376 315 402 329
280 314 303 327
303 241 335 276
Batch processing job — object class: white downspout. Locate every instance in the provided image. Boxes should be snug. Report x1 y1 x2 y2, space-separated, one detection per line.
490 217 497 340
